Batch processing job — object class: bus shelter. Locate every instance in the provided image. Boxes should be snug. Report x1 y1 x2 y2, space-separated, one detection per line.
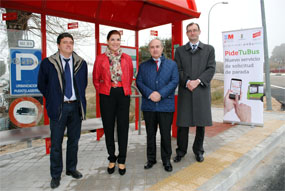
0 0 200 138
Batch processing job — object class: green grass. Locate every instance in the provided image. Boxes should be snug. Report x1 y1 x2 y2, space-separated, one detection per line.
211 79 224 107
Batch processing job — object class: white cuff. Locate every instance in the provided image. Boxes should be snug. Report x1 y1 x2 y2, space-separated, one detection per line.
197 79 201 84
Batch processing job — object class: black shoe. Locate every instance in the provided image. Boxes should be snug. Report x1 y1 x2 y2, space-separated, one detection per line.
50 177 60 189
107 162 116 174
66 170 83 179
163 161 173 172
195 154 204 162
107 166 116 174
118 167 126 175
144 161 157 169
173 155 183 163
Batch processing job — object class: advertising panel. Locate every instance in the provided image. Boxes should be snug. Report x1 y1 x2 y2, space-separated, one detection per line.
223 28 264 126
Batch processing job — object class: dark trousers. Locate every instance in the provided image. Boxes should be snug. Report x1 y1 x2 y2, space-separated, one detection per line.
49 102 81 179
143 111 173 164
100 87 130 164
176 126 205 157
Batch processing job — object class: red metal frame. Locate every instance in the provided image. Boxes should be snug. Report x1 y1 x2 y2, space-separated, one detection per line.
135 30 139 130
41 13 49 126
147 0 200 17
95 23 101 118
1 0 200 31
171 21 183 138
1 0 200 149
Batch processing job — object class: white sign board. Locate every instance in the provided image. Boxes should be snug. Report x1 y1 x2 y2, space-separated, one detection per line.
18 40 35 48
223 28 264 126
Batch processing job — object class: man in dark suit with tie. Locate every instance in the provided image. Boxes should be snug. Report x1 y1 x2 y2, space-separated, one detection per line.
38 33 88 189
136 39 179 172
173 23 216 163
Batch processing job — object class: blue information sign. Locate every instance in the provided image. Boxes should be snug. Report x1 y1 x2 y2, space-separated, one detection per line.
10 48 42 95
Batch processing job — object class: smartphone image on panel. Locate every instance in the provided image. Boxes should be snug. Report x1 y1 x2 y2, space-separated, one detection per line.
229 78 242 100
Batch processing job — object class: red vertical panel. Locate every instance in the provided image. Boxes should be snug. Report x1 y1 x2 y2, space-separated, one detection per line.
171 21 182 137
135 30 139 130
45 137 51 154
171 21 182 60
96 128 104 141
172 95 178 138
95 23 101 118
41 13 49 125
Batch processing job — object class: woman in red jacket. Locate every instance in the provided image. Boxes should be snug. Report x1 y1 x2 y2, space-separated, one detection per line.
93 30 133 175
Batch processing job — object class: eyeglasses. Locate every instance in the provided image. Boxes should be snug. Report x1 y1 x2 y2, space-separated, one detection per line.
187 29 199 33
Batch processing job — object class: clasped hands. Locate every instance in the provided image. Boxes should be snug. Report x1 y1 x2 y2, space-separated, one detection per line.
149 91 161 102
186 79 200 91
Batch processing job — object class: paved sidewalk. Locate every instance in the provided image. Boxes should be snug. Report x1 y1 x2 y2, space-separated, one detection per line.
0 108 284 191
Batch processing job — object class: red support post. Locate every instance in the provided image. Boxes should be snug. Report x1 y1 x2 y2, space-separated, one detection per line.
95 23 101 118
41 13 49 126
41 13 51 154
95 23 104 139
45 137 51 154
172 95 178 138
135 30 139 130
171 21 183 138
96 128 104 141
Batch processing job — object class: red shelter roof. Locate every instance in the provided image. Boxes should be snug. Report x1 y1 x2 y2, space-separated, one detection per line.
1 0 200 30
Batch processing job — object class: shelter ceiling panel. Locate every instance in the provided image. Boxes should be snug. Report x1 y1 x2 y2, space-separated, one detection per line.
97 0 143 28
1 0 200 30
1 0 42 11
45 0 99 19
137 4 193 29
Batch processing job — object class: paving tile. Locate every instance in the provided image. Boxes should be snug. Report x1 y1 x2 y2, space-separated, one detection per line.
0 108 284 191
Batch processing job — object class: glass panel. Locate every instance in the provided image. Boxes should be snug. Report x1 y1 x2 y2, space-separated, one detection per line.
100 24 135 47
139 23 172 62
0 8 42 130
45 15 96 119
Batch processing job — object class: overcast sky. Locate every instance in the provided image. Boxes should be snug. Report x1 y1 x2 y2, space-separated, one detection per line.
139 0 285 62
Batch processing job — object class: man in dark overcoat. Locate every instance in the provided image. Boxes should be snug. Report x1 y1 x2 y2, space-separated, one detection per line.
173 22 216 163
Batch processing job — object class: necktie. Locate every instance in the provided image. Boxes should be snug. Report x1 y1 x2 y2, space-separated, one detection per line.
155 60 159 71
191 44 197 53
64 58 72 99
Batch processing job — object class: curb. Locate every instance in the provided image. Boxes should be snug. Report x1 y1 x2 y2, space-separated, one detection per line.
197 124 285 191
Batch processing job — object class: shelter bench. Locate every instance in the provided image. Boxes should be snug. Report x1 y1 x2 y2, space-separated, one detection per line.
0 118 104 154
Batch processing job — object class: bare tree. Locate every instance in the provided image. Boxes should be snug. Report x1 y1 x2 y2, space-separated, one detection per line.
2 8 96 63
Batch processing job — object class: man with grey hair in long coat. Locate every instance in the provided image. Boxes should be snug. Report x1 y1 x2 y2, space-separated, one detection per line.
173 22 216 163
